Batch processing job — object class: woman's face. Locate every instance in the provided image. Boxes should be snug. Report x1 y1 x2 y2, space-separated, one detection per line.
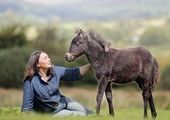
37 52 52 69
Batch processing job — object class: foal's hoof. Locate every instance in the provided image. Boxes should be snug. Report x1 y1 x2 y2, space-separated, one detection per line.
110 113 114 117
152 115 157 120
152 112 157 119
95 111 100 115
143 116 148 120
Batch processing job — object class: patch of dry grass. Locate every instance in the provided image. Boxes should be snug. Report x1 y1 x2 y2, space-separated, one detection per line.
0 87 170 110
0 88 22 107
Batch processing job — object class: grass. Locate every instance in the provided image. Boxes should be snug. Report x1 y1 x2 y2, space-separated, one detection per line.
0 107 170 120
0 87 170 120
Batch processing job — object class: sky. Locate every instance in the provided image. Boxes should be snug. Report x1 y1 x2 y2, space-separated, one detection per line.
20 0 83 6
0 0 170 21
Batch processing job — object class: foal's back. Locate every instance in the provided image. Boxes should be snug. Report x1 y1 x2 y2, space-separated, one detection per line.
107 46 153 64
100 46 154 83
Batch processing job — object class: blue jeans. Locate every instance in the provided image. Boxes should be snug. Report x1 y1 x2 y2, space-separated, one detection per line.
53 97 94 116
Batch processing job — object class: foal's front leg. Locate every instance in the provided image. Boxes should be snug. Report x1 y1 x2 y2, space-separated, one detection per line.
105 82 114 116
96 77 108 114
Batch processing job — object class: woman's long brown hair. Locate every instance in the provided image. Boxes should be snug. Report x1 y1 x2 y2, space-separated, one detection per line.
23 50 43 80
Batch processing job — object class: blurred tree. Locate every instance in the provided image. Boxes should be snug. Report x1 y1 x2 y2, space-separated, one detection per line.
34 24 67 56
0 25 27 49
139 27 170 47
0 47 35 88
160 65 170 90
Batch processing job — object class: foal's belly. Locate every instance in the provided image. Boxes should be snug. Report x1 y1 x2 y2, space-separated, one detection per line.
112 78 135 84
110 69 140 84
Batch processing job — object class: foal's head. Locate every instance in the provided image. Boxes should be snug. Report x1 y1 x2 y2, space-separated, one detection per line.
65 29 89 62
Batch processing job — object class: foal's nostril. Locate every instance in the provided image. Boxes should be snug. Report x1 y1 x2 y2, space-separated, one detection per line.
64 54 68 60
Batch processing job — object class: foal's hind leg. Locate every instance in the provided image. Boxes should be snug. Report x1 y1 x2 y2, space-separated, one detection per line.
135 78 143 90
136 78 149 118
105 82 114 116
148 91 157 119
142 81 150 119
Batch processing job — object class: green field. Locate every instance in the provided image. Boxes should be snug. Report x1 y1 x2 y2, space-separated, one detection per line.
1 88 170 120
0 107 170 120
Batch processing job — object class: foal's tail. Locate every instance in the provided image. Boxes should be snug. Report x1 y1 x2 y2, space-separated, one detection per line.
150 57 159 90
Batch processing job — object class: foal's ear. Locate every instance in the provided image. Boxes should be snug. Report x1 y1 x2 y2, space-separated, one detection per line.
75 28 84 34
79 30 88 38
79 29 83 33
75 28 88 40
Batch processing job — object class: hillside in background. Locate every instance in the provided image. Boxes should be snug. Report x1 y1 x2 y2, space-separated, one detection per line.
0 0 170 89
0 0 170 21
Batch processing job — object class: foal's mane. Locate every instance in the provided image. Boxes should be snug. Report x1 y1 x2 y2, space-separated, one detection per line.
88 30 107 46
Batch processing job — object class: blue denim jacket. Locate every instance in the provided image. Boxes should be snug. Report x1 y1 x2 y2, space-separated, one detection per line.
21 65 82 113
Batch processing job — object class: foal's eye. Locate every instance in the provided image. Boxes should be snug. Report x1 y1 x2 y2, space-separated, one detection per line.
75 42 79 46
75 41 83 46
79 41 83 44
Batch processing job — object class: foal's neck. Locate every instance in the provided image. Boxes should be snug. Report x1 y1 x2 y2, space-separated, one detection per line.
85 39 105 64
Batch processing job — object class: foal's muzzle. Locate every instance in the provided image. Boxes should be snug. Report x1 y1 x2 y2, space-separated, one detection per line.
65 52 75 62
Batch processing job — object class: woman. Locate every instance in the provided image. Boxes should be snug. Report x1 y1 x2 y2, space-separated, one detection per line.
21 50 94 116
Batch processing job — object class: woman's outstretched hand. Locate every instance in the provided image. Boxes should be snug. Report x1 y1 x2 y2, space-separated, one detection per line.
79 64 92 76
